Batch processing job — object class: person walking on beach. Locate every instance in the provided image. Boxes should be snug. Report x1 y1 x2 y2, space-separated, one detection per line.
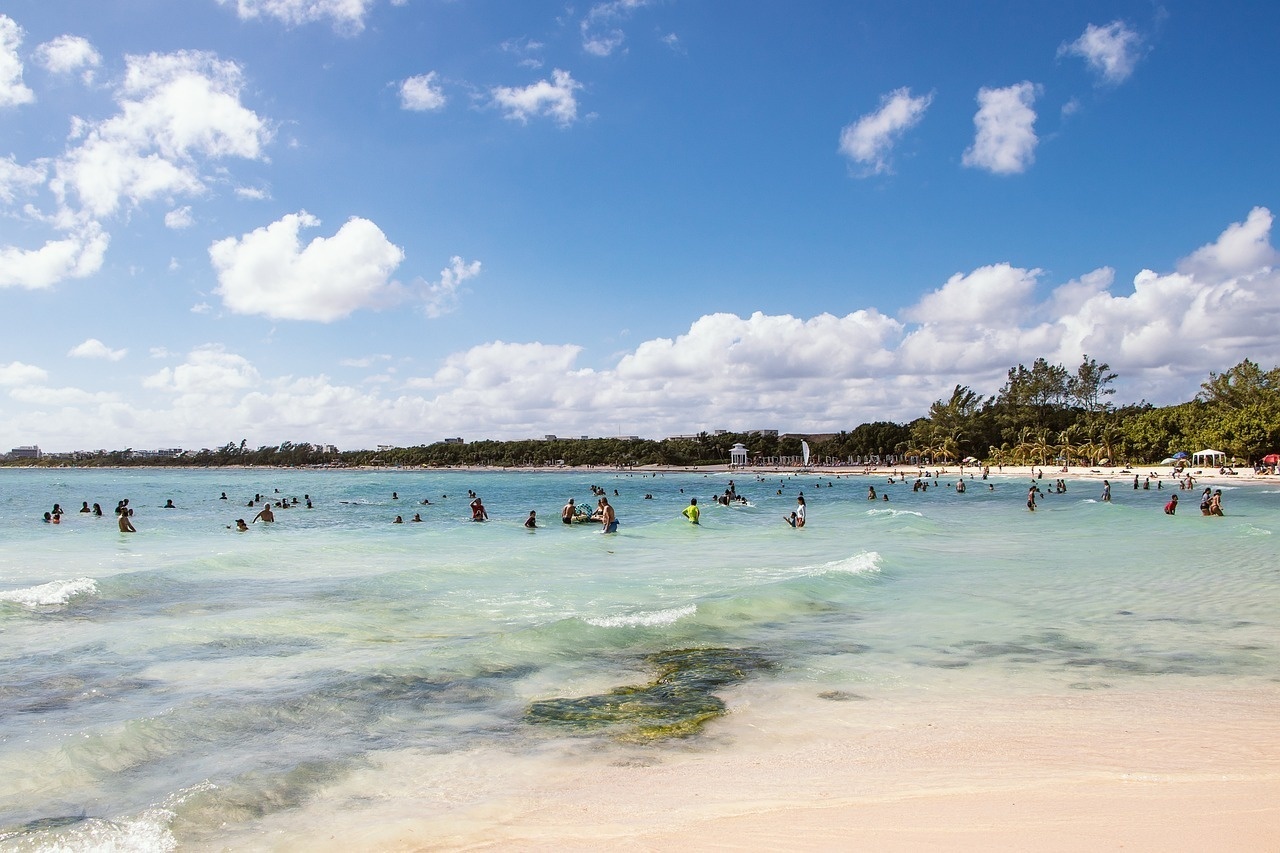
561 498 576 524
600 497 617 534
682 498 700 525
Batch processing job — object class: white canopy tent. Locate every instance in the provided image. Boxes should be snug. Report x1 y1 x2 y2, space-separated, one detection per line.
729 442 749 467
1192 448 1226 466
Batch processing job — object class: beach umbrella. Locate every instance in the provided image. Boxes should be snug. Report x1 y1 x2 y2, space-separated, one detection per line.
1172 451 1189 459
1263 453 1280 464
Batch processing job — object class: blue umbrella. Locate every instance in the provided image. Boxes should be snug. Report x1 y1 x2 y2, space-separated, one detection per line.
1172 451 1189 459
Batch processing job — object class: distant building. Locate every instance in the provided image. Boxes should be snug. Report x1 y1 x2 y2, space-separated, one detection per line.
10 445 41 459
443 437 464 445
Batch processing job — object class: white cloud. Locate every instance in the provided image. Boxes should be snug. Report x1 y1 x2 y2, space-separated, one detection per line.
0 361 48 386
210 211 406 322
1177 206 1279 283
1060 21 1143 85
962 81 1040 175
216 0 376 34
191 301 212 314
839 87 933 176
144 344 260 400
399 72 446 111
68 338 127 361
501 37 544 69
50 50 271 219
423 256 481 318
0 155 46 203
902 264 1041 326
165 206 195 229
5 209 1280 450
0 15 34 108
491 69 582 126
33 34 102 82
9 385 119 406
235 185 270 200
0 224 109 289
580 0 652 57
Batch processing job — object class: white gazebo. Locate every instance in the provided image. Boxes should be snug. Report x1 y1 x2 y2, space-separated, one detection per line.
1191 448 1226 467
729 442 749 468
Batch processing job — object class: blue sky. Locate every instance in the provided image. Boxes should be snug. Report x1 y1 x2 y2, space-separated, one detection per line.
1 1 1278 451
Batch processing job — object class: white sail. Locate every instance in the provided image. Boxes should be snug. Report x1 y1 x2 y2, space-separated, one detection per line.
801 440 810 467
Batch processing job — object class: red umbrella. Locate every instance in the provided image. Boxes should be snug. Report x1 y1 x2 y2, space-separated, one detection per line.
1263 453 1280 464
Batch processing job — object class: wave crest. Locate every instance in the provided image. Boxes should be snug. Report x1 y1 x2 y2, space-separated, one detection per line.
584 604 696 628
0 577 98 607
810 551 881 576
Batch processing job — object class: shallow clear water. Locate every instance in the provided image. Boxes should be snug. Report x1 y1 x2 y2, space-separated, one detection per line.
1 468 1277 849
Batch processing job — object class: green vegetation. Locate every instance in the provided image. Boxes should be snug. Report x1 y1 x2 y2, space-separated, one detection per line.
524 647 774 742
8 359 1280 468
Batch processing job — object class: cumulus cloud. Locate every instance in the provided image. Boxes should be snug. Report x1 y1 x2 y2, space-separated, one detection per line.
0 224 109 289
902 263 1041 326
5 209 1280 449
68 338 128 361
0 15 34 107
216 0 376 34
423 256 481 318
165 206 194 229
209 211 406 322
1060 21 1143 85
1178 206 1279 282
0 361 48 386
50 50 271 219
962 81 1040 175
839 87 933 176
33 34 102 82
491 69 582 126
399 72 446 111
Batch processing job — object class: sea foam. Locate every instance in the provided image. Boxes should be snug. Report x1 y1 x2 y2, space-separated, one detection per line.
809 551 881 577
0 577 98 607
583 604 697 628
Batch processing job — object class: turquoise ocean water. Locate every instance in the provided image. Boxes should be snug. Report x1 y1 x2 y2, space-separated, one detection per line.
1 467 1277 849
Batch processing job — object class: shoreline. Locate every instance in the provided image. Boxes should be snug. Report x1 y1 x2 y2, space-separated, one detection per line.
258 683 1280 851
3 461 1274 489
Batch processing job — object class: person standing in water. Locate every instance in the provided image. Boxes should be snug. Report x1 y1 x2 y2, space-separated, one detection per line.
524 510 538 529
794 495 806 527
682 498 700 525
600 497 617 534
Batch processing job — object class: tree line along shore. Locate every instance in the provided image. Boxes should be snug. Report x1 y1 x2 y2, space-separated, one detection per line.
6 358 1279 471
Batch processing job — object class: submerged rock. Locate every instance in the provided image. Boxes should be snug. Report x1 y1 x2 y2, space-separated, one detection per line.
524 647 772 742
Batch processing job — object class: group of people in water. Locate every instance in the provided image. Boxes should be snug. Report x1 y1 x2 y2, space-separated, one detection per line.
39 467 1237 534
